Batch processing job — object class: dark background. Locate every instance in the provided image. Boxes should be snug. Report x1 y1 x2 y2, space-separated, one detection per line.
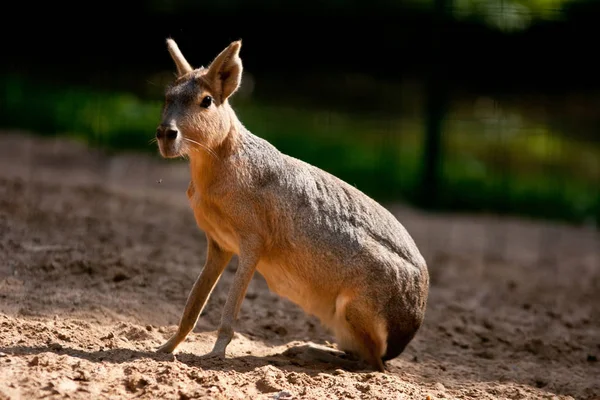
2 0 599 226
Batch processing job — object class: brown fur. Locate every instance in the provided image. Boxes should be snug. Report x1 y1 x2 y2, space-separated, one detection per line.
154 38 430 372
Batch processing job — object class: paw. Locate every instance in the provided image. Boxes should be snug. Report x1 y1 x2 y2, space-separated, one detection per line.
156 340 177 354
199 350 225 360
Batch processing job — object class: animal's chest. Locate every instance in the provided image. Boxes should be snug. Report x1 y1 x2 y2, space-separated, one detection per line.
188 189 239 253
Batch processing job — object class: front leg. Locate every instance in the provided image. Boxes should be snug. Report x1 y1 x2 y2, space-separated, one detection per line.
157 236 232 353
203 239 261 359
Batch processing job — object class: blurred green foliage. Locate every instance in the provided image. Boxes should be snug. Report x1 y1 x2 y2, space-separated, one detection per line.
1 74 598 226
149 0 581 31
417 0 578 30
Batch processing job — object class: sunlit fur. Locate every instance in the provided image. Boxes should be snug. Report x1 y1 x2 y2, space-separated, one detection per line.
154 39 430 372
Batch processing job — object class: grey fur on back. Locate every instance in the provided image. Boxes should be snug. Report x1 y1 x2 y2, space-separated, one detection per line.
228 126 430 360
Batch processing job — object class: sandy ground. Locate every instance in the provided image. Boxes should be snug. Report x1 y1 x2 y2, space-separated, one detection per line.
0 131 598 400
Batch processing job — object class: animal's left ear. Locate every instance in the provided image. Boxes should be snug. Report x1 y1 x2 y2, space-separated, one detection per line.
205 40 243 103
166 38 193 77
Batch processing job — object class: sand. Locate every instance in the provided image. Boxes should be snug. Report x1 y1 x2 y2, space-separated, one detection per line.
0 131 598 400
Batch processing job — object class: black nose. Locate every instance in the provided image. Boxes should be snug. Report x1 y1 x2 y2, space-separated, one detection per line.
156 126 178 140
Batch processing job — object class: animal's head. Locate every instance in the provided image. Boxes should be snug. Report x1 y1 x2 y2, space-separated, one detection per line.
156 39 243 159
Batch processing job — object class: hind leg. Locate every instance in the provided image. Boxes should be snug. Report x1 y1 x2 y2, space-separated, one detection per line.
334 292 387 372
281 343 364 370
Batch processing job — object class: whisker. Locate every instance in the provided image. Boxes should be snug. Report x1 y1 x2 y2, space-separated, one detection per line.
148 137 157 145
181 143 197 161
183 138 220 160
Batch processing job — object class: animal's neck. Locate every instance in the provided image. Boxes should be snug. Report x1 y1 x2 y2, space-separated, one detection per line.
188 110 244 193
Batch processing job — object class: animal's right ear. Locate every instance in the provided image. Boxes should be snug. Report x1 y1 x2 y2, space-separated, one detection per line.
166 38 193 77
205 40 243 103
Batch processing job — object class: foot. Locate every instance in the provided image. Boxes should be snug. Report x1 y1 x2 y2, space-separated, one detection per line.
199 349 225 361
282 343 366 370
156 336 179 353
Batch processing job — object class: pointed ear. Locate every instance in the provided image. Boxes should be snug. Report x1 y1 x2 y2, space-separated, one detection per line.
205 40 243 102
166 38 193 77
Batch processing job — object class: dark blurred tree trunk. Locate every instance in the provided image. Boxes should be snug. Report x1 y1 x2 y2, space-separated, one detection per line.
419 0 450 209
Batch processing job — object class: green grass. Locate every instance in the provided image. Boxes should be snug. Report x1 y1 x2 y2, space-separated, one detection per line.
1 74 598 226
2 75 163 150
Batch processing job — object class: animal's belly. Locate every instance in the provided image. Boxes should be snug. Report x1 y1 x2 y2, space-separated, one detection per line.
256 260 337 324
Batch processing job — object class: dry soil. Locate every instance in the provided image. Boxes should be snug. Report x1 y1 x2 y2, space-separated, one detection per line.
0 131 598 400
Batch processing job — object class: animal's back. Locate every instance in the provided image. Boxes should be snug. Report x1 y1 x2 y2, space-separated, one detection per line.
236 129 425 269
235 129 429 360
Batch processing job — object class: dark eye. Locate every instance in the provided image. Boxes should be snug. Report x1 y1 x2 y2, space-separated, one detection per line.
200 96 212 108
